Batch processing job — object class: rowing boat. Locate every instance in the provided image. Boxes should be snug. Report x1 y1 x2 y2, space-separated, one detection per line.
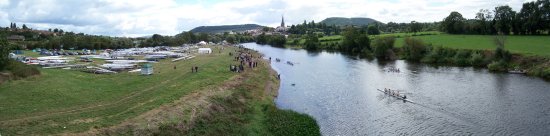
377 89 414 103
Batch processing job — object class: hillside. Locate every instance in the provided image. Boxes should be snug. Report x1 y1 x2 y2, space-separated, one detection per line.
320 17 381 26
190 24 264 33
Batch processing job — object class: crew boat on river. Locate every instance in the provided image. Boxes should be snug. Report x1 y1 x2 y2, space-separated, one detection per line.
377 88 413 103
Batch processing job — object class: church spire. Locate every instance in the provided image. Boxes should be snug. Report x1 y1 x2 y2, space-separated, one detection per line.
281 15 285 27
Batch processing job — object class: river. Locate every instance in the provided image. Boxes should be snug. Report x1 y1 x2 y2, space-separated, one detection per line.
243 43 550 136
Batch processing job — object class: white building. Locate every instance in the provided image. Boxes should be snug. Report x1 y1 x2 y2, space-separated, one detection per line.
198 48 212 54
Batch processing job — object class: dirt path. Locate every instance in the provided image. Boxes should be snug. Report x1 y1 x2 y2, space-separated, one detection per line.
264 61 280 99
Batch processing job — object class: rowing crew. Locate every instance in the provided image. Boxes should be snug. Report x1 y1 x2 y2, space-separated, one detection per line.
384 88 407 99
387 67 400 73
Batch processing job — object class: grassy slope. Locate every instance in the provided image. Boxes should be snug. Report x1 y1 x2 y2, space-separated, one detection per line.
183 52 319 136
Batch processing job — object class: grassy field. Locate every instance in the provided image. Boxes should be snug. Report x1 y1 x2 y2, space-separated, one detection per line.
288 32 550 57
0 46 319 135
376 31 441 38
0 46 238 134
395 34 550 56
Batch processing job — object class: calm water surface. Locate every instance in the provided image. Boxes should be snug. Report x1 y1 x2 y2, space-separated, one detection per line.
244 43 550 136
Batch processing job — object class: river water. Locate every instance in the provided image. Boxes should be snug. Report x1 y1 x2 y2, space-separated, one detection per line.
243 43 550 136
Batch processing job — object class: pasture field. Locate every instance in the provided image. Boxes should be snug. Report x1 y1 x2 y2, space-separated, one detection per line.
395 34 550 56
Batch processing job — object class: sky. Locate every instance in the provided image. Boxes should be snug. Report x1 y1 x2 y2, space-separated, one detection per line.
0 0 533 37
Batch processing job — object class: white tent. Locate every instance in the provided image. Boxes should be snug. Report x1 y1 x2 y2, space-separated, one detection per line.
198 41 207 45
198 48 212 54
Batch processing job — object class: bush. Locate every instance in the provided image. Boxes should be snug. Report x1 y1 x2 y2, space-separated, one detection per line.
265 105 320 136
487 60 508 71
267 35 287 47
494 47 512 62
453 50 471 66
0 39 13 70
6 61 40 78
470 52 485 67
304 34 319 50
373 36 396 60
402 37 427 61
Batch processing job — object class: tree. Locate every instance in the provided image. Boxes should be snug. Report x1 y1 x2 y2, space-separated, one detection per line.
409 21 422 34
22 24 28 30
367 25 380 35
341 26 359 52
475 9 493 34
494 5 516 35
304 34 319 50
517 2 540 34
199 33 209 42
356 34 371 52
402 37 427 61
373 36 396 60
442 11 466 34
537 0 550 34
493 33 512 62
0 39 13 70
256 33 267 45
225 35 236 44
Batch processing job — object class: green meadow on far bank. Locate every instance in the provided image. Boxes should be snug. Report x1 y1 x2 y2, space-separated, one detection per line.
394 34 550 57
288 33 550 57
0 46 319 135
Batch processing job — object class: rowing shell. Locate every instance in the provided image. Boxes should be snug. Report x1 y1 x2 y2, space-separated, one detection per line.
377 89 414 103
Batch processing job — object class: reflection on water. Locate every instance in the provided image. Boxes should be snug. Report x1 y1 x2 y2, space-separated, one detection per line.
244 43 550 136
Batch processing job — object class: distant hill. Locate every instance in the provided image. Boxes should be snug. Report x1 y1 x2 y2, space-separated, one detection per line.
320 17 381 26
190 24 264 33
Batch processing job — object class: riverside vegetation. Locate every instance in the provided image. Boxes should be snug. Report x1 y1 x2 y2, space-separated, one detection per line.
273 0 550 80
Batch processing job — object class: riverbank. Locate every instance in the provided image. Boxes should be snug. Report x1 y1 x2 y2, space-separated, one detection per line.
282 35 550 80
0 46 319 135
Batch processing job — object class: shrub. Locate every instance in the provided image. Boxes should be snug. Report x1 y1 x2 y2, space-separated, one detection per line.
304 34 319 50
373 36 395 60
402 37 428 61
265 105 320 136
494 47 512 62
6 61 40 78
453 50 471 66
470 52 485 67
487 60 508 71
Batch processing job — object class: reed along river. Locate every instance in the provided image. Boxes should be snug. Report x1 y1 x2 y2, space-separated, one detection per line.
243 43 550 136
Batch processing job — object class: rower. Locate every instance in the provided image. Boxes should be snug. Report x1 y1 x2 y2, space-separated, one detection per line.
403 95 407 99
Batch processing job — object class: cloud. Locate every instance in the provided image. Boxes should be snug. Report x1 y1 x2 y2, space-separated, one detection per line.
0 0 534 37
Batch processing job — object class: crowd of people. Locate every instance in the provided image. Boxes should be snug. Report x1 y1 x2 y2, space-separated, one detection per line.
386 67 400 73
229 47 262 73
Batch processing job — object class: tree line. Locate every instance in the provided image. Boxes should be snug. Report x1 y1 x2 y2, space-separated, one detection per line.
255 33 286 47
2 24 255 50
441 0 550 35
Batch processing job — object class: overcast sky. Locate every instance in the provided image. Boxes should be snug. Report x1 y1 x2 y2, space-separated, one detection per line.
0 0 532 37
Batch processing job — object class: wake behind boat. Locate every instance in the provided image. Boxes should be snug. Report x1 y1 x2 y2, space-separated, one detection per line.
377 89 413 103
